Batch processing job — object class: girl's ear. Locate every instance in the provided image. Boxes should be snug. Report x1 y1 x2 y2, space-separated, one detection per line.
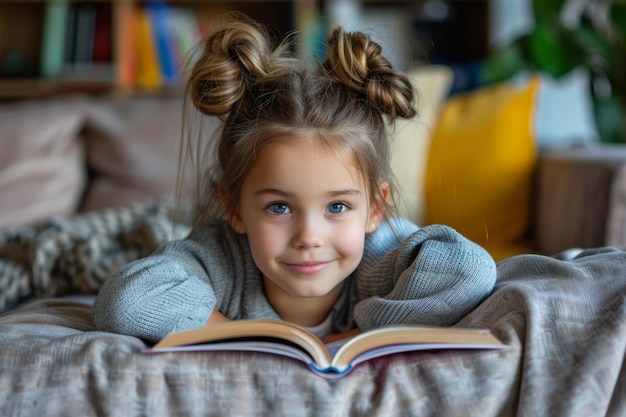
218 182 246 234
226 205 246 234
366 182 390 233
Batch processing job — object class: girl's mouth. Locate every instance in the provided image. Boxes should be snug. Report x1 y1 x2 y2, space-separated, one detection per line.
284 261 330 275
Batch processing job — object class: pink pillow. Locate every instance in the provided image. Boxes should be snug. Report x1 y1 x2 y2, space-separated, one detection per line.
0 99 86 229
80 96 201 211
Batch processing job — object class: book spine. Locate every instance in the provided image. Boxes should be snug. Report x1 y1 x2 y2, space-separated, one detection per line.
116 1 138 91
168 8 201 73
40 1 70 79
63 3 77 66
297 0 325 61
116 2 200 91
134 6 163 90
92 4 112 63
55 3 114 83
145 1 179 86
73 3 97 65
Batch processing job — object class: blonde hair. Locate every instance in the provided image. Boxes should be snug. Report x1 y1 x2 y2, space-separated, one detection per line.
180 13 417 227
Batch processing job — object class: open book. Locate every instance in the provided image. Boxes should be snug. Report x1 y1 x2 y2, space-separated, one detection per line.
142 320 505 379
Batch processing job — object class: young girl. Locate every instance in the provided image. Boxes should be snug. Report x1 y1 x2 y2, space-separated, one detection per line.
93 14 496 343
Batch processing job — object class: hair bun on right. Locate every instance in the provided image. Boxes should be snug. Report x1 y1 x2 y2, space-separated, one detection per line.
322 28 417 120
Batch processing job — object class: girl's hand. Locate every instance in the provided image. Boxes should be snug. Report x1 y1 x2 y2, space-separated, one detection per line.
205 310 230 326
321 328 362 344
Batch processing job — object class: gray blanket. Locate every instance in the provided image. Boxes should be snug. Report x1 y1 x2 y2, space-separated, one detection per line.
0 200 625 416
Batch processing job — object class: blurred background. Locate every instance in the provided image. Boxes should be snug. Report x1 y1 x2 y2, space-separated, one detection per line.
0 0 623 147
2 0 625 256
324 0 622 149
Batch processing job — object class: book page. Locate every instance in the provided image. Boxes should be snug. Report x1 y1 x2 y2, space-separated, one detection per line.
152 319 333 369
331 326 504 369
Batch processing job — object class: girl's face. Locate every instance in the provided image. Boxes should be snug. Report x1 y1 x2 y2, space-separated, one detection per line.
231 138 386 324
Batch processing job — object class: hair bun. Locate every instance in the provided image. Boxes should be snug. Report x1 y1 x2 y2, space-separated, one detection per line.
189 13 276 116
323 28 416 120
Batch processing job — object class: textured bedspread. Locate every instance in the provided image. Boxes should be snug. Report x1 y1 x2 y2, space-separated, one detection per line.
0 200 625 416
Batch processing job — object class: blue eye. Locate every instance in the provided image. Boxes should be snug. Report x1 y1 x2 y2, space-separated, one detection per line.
267 203 291 214
327 202 349 214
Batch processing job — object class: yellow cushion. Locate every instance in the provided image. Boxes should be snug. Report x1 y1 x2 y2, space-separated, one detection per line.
423 77 540 257
480 240 538 263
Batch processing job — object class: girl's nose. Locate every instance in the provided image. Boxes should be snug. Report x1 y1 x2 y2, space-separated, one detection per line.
292 216 324 249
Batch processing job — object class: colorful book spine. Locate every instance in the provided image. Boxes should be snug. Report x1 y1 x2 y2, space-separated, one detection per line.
134 6 163 90
92 4 112 63
116 1 138 91
56 3 114 82
63 3 77 65
116 2 201 91
73 3 97 65
297 0 326 60
145 1 179 86
40 1 70 79
168 7 201 72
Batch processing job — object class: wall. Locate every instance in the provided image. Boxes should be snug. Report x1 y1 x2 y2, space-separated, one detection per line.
490 0 598 147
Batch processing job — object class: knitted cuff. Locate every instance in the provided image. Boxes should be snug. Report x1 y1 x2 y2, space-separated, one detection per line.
354 224 496 330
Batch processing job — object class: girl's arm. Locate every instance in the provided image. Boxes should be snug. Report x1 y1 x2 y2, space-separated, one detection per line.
353 224 497 330
92 244 218 343
93 221 250 343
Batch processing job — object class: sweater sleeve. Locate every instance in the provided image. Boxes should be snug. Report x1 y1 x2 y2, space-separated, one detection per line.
353 224 497 330
92 221 248 343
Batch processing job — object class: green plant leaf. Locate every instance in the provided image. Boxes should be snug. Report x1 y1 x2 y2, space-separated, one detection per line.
481 42 528 83
590 86 625 143
595 4 626 102
570 21 615 71
610 3 626 42
529 23 578 77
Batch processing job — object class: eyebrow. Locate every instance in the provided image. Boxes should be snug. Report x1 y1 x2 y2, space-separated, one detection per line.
255 188 363 198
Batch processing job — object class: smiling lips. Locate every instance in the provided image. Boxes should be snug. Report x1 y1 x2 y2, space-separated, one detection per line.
284 261 331 275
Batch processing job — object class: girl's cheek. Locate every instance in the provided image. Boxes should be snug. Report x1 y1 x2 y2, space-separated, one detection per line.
336 224 367 252
249 224 285 253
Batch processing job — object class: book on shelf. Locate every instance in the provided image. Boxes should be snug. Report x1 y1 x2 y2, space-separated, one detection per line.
92 3 112 63
296 0 326 61
46 2 114 83
116 1 138 91
168 7 202 63
134 6 163 89
63 2 77 65
141 319 506 379
40 1 70 79
72 3 97 65
145 1 179 86
38 0 201 91
143 1 202 88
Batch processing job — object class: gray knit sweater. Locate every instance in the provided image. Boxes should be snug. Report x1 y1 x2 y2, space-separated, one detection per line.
93 218 497 343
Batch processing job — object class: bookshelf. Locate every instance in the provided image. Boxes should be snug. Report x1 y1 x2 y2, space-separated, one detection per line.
0 0 317 99
0 0 489 99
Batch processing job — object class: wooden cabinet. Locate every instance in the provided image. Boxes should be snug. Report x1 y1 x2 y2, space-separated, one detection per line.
0 0 317 99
